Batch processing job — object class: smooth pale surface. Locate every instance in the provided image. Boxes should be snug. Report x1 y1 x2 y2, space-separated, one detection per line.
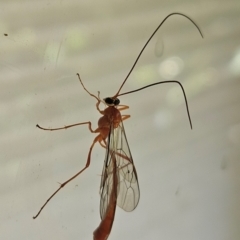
1 0 240 240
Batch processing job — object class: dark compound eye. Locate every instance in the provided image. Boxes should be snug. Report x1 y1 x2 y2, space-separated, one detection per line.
104 97 114 105
114 98 120 105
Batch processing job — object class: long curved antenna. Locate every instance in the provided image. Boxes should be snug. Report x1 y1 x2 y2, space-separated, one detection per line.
118 80 193 129
113 12 203 98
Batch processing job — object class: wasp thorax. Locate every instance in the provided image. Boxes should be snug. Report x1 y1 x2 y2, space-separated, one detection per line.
104 97 120 106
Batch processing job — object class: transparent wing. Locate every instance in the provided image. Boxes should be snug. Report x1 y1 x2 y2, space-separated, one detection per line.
99 121 140 219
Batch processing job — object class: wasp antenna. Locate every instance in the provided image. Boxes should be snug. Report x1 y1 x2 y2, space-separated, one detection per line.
118 80 193 129
113 12 203 98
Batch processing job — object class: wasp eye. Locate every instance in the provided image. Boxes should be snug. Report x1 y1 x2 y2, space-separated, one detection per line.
104 97 114 105
114 98 120 105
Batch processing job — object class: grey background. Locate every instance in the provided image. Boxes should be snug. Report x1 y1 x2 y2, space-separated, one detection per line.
1 0 240 239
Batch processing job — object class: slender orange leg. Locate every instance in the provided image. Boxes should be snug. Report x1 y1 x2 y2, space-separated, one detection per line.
121 115 130 121
36 121 96 132
33 133 102 219
99 140 107 149
77 73 104 114
117 105 129 111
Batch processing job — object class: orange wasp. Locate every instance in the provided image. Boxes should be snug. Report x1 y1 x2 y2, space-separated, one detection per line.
33 13 203 240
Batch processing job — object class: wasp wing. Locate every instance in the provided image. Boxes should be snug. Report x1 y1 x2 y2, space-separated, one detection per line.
99 121 140 219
